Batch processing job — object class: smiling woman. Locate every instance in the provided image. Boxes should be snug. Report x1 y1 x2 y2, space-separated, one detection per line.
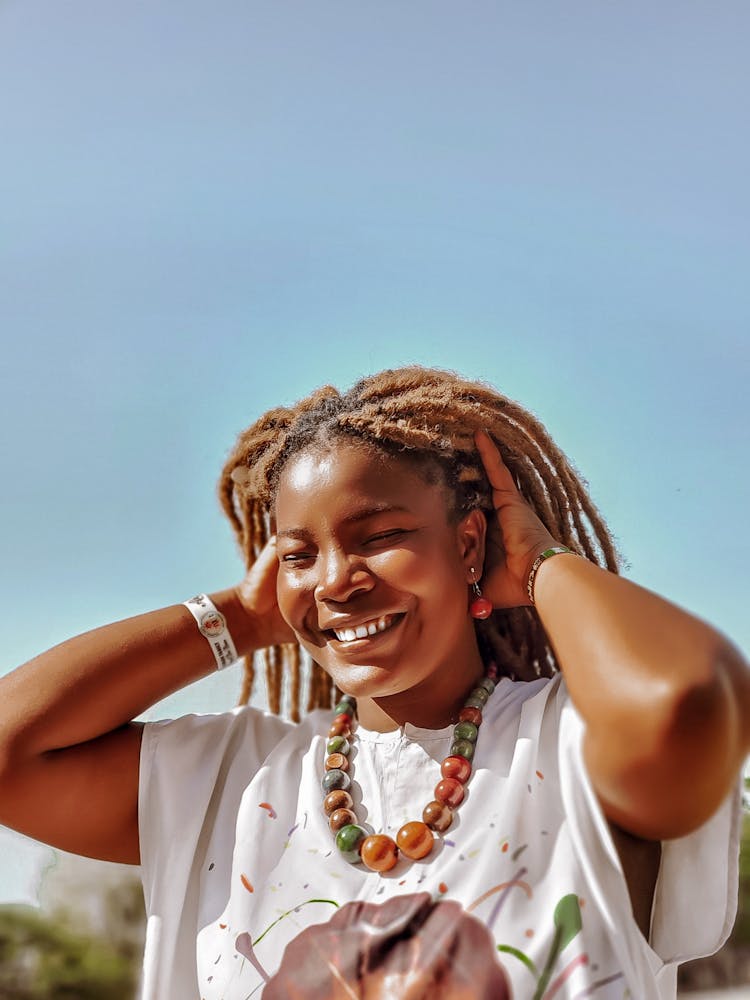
0 366 747 1000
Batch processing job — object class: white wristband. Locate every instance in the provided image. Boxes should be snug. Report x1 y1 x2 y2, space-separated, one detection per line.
183 594 240 671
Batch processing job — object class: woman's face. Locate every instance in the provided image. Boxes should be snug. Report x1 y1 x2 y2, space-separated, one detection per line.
274 440 486 717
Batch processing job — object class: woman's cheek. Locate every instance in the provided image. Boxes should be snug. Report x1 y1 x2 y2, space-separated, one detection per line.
276 569 311 627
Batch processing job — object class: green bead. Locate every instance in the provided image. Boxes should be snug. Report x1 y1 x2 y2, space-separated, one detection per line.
454 721 478 743
334 700 356 717
477 676 496 695
322 768 351 793
327 735 350 755
451 738 475 761
468 687 489 705
335 824 367 863
464 695 485 710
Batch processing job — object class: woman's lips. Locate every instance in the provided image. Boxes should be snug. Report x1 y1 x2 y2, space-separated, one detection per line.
326 613 405 646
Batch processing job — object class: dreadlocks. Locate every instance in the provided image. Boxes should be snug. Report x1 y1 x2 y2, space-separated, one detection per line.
219 366 619 721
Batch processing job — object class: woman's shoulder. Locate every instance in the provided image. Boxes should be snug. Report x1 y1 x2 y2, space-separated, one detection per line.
141 704 329 769
485 672 564 720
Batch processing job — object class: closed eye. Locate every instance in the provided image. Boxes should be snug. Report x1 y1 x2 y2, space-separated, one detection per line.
281 552 315 563
366 529 409 544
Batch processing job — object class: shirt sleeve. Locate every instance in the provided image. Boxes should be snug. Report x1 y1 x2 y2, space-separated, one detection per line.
138 707 294 917
555 682 742 966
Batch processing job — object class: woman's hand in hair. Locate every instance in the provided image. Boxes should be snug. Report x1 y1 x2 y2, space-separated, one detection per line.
235 537 297 649
474 430 561 608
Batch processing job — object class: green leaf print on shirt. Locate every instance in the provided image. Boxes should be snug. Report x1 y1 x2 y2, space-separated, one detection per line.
496 893 584 1000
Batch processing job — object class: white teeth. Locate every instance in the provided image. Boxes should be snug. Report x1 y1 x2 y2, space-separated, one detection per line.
332 614 397 643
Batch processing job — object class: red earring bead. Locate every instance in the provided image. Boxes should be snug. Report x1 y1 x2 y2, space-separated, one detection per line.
470 595 493 619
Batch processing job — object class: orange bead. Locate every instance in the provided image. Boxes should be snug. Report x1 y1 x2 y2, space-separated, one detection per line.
434 777 464 807
323 789 353 815
361 834 399 872
458 706 482 726
329 808 357 832
328 718 351 738
325 753 349 772
441 755 472 783
422 800 453 832
396 821 434 860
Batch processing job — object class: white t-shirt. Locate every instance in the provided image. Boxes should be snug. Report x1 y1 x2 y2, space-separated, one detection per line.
138 675 740 999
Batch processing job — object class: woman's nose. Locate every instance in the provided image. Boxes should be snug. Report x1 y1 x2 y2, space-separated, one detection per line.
314 548 373 603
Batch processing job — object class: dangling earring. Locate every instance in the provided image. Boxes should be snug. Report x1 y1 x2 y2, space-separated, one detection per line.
469 568 493 620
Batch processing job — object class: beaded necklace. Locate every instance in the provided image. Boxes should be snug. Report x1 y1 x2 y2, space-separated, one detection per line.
321 665 498 872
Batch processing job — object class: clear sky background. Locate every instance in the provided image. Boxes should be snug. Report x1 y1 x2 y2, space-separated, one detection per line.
1 1 748 905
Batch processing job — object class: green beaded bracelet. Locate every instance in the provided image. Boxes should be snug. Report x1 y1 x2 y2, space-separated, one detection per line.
526 546 573 604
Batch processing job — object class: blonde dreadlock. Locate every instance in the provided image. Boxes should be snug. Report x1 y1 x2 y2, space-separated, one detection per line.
219 367 619 721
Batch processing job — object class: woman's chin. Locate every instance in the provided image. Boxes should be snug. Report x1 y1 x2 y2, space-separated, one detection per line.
324 662 399 699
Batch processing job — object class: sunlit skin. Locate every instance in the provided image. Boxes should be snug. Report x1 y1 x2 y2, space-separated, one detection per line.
0 418 745 952
273 442 489 732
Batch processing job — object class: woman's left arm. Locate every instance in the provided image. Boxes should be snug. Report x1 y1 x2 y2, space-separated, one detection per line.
534 552 749 840
475 430 750 841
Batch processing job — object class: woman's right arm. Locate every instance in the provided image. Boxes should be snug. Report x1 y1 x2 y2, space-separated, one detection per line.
0 541 289 866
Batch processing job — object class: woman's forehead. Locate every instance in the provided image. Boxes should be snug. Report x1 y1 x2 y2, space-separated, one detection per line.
274 441 448 521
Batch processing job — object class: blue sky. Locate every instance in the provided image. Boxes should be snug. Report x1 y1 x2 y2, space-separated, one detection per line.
1 1 748 905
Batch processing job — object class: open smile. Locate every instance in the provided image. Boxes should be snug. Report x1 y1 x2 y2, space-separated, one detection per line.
325 613 405 645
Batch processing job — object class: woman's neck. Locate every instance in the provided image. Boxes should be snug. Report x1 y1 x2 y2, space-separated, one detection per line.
354 650 486 732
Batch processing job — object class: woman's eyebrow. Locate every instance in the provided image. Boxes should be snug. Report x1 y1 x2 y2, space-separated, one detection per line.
276 504 411 540
343 503 411 524
276 527 312 541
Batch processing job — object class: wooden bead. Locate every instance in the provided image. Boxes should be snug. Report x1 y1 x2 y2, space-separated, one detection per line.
361 834 399 872
422 800 453 832
324 789 353 815
329 808 357 832
325 753 349 772
441 755 472 783
435 777 465 808
458 706 482 726
396 821 434 860
328 718 351 738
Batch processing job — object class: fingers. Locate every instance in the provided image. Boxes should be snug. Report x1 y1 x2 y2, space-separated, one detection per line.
239 536 280 610
474 429 518 496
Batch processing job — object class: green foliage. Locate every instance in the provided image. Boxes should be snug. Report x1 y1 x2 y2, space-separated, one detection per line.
732 810 750 945
0 904 137 1000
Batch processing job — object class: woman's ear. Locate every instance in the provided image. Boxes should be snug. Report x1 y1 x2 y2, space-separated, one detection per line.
456 508 487 580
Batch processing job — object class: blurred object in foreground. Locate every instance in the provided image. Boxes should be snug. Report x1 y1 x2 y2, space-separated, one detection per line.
0 853 144 998
679 784 750 993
